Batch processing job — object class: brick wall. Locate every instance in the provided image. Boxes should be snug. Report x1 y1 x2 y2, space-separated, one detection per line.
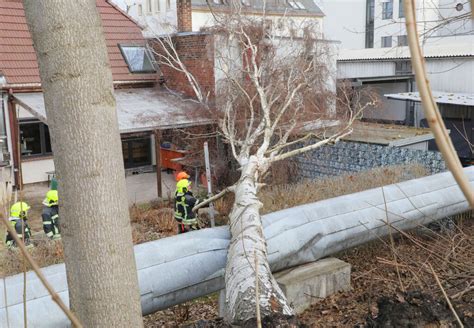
177 0 192 32
153 33 215 101
295 141 446 179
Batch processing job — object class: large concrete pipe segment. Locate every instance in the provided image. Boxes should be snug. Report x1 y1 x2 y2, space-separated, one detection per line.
1 167 473 327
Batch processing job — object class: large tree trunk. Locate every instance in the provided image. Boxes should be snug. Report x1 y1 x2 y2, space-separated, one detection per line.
23 1 143 327
224 156 294 324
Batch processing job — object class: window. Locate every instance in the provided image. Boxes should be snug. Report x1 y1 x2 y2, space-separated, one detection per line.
119 45 156 73
365 0 375 48
138 4 143 15
122 137 152 169
154 0 160 13
395 61 412 75
146 0 152 13
382 0 393 19
19 120 52 157
397 35 408 46
399 0 404 18
288 1 305 9
166 0 171 10
381 36 392 47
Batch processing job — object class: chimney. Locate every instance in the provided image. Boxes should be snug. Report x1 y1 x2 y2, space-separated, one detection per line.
177 0 192 32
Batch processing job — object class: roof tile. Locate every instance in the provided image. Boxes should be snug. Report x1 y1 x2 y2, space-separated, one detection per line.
0 0 156 85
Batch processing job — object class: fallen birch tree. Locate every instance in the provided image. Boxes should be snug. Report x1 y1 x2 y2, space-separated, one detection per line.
149 4 377 324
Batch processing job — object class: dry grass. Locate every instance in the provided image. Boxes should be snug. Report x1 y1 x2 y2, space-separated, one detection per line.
130 203 176 244
260 164 428 215
0 240 64 277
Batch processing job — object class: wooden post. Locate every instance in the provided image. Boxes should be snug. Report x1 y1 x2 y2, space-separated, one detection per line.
154 130 162 199
7 93 22 190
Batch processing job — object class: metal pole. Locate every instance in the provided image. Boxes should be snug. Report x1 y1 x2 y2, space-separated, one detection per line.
203 142 215 227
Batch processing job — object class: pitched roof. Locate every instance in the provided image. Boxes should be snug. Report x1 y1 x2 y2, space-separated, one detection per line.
0 0 156 85
192 0 324 17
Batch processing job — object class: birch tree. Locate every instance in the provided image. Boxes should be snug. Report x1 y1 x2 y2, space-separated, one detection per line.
151 6 376 325
23 1 143 326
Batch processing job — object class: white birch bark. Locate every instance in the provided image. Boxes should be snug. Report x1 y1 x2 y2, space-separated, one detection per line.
223 156 294 324
23 1 143 326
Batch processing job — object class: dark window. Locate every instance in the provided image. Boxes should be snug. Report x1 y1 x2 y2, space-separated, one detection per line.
397 35 408 46
399 0 405 18
382 0 393 19
381 36 392 48
122 137 152 169
119 44 156 73
395 61 412 75
365 0 375 48
19 120 52 157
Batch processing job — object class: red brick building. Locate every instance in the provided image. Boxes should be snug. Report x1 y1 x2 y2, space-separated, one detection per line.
0 0 212 187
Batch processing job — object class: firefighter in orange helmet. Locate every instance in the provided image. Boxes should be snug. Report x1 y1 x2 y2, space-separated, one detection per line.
176 171 190 182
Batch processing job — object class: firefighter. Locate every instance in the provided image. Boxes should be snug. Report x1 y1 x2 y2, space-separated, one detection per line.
5 201 32 248
42 190 61 240
174 178 199 234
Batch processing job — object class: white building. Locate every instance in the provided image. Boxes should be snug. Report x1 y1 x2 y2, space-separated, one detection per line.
112 0 325 37
314 0 473 163
316 0 473 49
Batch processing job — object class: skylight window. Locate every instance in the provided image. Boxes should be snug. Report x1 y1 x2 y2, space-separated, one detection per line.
288 1 305 9
119 45 156 74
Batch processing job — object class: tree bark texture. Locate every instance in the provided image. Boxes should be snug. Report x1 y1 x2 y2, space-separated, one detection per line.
224 157 294 324
23 1 143 327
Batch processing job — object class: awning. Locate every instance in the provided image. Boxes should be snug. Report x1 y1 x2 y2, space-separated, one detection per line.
13 88 213 133
385 91 474 107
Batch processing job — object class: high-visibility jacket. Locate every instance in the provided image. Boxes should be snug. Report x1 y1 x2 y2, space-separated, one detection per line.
174 191 198 226
42 205 60 239
5 217 31 248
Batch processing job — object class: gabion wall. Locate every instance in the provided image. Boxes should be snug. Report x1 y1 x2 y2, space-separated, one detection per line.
295 141 446 179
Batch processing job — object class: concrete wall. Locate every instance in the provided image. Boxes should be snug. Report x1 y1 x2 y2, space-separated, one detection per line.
295 141 446 179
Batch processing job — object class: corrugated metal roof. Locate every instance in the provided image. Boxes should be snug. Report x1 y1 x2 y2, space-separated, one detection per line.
192 0 324 16
13 88 213 133
0 0 156 85
385 91 474 106
338 44 474 61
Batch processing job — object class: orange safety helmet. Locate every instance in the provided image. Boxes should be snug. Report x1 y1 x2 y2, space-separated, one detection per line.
176 171 190 182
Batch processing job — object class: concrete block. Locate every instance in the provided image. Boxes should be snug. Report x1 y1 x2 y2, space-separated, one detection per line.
218 258 351 317
274 257 351 313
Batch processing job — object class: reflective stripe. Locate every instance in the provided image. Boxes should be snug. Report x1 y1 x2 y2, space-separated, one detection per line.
46 232 54 237
43 221 52 225
182 219 197 225
51 214 59 220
